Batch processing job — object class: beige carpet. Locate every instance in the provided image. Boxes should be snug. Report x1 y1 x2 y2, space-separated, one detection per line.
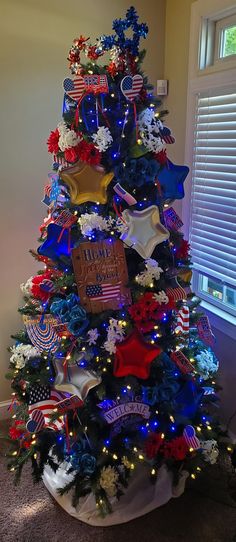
1 433 236 542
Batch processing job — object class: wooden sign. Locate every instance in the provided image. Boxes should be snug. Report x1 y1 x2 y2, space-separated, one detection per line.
72 239 132 313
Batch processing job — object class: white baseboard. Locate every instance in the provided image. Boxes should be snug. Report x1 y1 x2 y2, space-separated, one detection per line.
0 400 11 420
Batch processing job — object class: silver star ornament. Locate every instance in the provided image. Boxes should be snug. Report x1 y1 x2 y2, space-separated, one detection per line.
120 205 169 259
53 358 101 401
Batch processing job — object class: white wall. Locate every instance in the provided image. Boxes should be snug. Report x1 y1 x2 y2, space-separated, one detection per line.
0 0 166 401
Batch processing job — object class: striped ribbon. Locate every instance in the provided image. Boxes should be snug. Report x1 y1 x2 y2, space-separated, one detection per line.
175 305 189 334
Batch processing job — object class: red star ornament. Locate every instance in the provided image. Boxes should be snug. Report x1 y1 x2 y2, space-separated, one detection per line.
113 328 161 379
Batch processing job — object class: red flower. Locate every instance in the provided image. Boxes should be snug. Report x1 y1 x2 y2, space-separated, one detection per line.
9 420 25 440
78 140 101 165
145 432 163 459
107 62 118 77
22 440 31 449
47 128 60 154
163 437 189 461
175 240 190 260
154 149 168 165
64 146 79 163
31 270 55 302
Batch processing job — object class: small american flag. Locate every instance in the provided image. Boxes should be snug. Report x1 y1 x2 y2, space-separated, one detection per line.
54 210 77 229
28 384 66 431
63 76 85 101
86 283 121 302
183 425 200 450
175 306 189 334
197 315 215 347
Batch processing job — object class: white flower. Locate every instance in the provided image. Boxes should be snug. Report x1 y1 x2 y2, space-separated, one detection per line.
138 109 166 153
20 277 33 297
153 290 169 305
57 121 81 151
92 126 113 152
100 466 119 497
87 328 99 345
78 212 110 237
200 440 219 464
135 259 163 287
140 132 165 153
195 349 219 380
10 344 40 369
104 318 125 354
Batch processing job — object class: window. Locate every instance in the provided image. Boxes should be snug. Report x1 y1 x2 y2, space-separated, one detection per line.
190 89 236 318
185 0 236 329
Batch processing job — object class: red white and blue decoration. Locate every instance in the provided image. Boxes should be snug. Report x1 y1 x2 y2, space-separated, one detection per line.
26 409 45 433
23 315 59 353
63 74 109 102
170 350 194 375
175 306 189 334
120 75 143 101
183 425 201 450
197 315 215 347
164 207 183 231
28 384 66 431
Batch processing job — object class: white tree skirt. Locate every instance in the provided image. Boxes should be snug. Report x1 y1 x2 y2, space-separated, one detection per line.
43 462 188 526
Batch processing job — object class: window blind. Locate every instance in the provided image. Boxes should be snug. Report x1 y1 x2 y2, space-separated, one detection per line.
190 89 236 288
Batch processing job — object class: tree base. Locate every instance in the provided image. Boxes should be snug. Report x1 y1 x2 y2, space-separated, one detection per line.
43 463 188 526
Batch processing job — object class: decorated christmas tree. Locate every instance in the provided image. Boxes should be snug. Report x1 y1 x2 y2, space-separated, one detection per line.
6 7 224 524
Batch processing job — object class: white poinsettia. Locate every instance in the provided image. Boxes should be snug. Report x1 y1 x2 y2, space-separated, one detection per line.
104 318 125 355
100 465 119 497
153 290 169 305
138 109 165 153
57 121 81 151
92 126 113 152
135 258 163 287
195 349 219 380
10 344 40 369
78 212 111 237
20 277 33 297
200 440 219 464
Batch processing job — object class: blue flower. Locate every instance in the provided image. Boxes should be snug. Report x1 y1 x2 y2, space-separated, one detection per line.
80 453 96 475
67 317 89 337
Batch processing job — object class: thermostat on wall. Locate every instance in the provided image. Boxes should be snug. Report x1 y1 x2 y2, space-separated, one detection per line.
157 80 168 96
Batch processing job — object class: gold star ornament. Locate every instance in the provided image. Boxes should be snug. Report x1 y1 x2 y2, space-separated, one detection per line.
120 205 170 259
60 161 114 205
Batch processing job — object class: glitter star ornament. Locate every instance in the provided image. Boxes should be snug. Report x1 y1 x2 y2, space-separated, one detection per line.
113 328 161 379
53 358 101 400
120 205 169 259
60 161 113 205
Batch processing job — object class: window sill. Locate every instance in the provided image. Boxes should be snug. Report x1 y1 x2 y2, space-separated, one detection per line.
200 300 236 339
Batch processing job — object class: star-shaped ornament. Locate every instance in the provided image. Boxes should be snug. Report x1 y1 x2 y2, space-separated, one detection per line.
60 161 113 205
120 205 169 259
113 328 161 379
157 160 189 201
53 358 101 400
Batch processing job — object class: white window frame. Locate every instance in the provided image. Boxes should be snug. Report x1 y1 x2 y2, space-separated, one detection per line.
184 0 236 338
214 13 236 62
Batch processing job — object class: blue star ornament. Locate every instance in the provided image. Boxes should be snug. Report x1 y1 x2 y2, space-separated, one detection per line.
157 160 189 201
38 223 74 262
100 7 148 56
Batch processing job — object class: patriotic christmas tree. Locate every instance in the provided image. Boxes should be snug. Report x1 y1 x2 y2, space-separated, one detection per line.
6 6 223 524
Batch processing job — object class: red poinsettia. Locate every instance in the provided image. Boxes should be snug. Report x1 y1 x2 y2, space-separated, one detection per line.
144 432 163 459
162 437 189 461
78 140 101 165
87 45 101 61
175 239 190 260
31 270 55 302
47 128 60 154
64 145 80 163
9 420 31 449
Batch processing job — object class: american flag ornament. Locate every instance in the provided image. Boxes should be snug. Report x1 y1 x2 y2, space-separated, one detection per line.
159 125 175 144
183 425 200 450
175 305 189 334
120 74 143 101
197 315 215 347
170 350 195 375
28 384 66 431
164 207 183 231
86 282 122 302
53 210 77 229
63 76 85 101
83 74 109 94
26 409 45 433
